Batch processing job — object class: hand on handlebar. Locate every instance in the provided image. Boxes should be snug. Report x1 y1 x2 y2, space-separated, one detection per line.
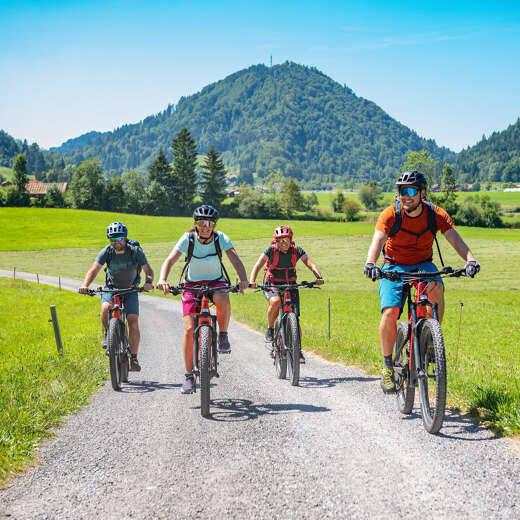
238 280 249 294
143 282 154 292
78 286 90 294
249 281 258 289
156 280 170 295
465 260 480 278
315 278 324 286
364 262 382 281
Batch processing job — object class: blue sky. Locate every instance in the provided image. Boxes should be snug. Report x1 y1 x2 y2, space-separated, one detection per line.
1 0 519 152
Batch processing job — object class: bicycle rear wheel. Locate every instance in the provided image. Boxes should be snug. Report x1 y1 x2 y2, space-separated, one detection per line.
199 325 212 417
393 321 415 414
274 317 287 379
107 318 123 391
418 319 447 434
285 313 300 386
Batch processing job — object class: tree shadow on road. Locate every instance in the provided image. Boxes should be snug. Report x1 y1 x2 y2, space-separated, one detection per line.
201 398 330 422
298 375 378 389
121 380 182 393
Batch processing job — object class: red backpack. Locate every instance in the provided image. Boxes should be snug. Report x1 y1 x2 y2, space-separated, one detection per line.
264 243 298 283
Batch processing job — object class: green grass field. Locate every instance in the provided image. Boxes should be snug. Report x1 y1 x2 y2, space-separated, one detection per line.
1 207 519 436
0 278 107 486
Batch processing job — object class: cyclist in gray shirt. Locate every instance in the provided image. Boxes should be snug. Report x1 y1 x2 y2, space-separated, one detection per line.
79 222 154 371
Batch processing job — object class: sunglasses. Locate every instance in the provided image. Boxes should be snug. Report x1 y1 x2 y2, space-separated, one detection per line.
276 237 291 243
398 187 420 197
195 219 216 228
109 236 125 242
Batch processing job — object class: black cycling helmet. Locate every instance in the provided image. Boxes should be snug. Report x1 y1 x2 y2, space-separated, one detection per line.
396 170 427 189
106 221 128 238
193 204 219 221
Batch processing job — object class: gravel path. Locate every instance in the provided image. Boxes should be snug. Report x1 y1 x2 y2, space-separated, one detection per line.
1 271 519 519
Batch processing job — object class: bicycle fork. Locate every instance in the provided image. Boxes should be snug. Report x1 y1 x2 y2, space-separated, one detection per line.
410 299 439 384
192 314 219 383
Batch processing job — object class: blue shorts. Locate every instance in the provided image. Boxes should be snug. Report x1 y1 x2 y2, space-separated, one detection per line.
379 262 443 313
101 287 140 316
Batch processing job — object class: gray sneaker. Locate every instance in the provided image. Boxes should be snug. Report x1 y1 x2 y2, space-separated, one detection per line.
265 327 274 342
181 373 195 394
218 332 231 354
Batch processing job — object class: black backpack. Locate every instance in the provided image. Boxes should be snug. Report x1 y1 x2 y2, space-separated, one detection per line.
179 231 231 283
105 239 142 286
384 198 444 266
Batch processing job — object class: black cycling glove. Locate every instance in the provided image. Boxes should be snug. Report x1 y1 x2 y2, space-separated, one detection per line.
364 262 382 281
465 260 480 278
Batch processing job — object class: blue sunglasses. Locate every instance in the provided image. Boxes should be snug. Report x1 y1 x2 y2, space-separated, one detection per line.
398 187 420 197
109 236 125 242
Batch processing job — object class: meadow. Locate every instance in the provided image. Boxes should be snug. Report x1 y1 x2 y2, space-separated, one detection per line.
0 278 106 485
1 207 519 437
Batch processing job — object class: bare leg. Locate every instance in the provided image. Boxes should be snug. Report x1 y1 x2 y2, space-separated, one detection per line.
183 314 195 372
213 292 231 332
425 281 445 323
267 296 281 328
127 314 140 355
379 306 400 357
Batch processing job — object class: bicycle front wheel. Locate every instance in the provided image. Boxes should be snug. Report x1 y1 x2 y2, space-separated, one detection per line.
274 317 287 379
285 313 300 386
199 325 212 417
394 321 415 414
418 319 447 434
107 318 123 391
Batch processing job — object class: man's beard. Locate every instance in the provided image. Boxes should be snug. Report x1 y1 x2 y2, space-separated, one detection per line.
404 199 422 214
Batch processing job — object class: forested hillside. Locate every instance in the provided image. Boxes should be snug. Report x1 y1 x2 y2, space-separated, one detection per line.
0 130 49 174
455 118 520 183
50 62 455 184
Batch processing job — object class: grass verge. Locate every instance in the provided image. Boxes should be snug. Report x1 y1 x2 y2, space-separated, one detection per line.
0 278 107 487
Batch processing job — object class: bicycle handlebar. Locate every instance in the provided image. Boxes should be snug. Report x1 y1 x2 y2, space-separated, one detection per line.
167 283 240 296
254 280 321 291
380 266 467 282
85 286 145 296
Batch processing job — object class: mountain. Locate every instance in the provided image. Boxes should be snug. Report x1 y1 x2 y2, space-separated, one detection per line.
455 118 520 183
51 62 456 183
0 130 48 174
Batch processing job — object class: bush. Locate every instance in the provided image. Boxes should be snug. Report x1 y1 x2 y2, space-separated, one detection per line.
342 199 362 221
359 180 383 210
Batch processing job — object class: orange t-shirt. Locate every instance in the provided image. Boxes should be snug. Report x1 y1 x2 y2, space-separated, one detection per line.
376 202 454 265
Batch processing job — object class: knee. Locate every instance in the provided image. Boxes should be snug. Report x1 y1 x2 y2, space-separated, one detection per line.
127 316 139 332
381 307 399 323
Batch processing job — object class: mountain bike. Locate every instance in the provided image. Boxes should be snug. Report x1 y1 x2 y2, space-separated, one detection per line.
256 281 320 386
380 266 467 433
86 286 144 391
168 282 239 417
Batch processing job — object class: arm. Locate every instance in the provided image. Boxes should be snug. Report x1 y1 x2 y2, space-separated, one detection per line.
300 254 324 285
225 248 249 293
444 228 477 262
156 249 183 294
141 263 154 291
79 261 103 293
366 230 387 264
249 253 268 287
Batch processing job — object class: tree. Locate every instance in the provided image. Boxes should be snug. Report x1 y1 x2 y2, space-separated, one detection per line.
402 150 439 187
70 158 105 209
359 180 383 210
331 189 345 212
280 178 305 216
12 154 30 206
103 176 125 211
200 145 227 209
342 199 362 221
123 169 147 214
436 163 459 216
171 127 197 215
235 184 267 218
45 185 66 208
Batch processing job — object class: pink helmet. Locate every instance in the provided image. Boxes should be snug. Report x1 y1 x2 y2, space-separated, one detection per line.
273 225 293 240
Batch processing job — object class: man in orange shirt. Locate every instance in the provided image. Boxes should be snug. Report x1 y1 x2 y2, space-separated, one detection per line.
364 170 480 393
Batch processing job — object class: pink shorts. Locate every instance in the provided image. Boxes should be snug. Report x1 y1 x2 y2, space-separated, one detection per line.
181 280 229 316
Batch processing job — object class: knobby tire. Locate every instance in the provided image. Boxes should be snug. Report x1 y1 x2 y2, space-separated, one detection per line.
120 324 129 383
274 317 287 379
199 325 212 417
418 319 447 434
285 313 300 386
394 321 415 414
107 318 123 391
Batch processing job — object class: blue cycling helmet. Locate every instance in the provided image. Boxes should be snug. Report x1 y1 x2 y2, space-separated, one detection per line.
106 222 128 238
396 170 427 189
193 205 219 221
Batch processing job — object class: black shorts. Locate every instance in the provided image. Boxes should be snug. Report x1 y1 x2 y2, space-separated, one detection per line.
263 283 300 316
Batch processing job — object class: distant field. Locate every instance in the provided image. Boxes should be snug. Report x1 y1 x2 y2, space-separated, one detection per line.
0 167 14 180
1 207 519 435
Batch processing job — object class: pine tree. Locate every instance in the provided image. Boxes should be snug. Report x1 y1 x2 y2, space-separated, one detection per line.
171 127 198 216
148 148 177 214
200 145 227 209
12 153 30 206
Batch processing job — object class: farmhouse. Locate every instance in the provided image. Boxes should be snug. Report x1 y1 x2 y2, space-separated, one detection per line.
25 180 68 198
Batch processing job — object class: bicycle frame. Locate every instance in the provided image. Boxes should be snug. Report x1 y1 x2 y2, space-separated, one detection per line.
403 281 439 387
